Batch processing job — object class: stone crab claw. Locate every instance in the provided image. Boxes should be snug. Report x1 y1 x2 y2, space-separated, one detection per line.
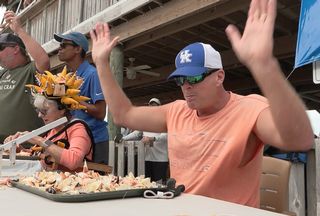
82 160 88 173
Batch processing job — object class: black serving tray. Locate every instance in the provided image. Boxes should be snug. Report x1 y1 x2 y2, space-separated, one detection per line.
2 155 40 160
11 181 169 202
11 178 184 202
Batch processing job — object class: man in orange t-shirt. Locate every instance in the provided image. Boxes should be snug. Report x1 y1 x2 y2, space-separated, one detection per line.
89 0 314 208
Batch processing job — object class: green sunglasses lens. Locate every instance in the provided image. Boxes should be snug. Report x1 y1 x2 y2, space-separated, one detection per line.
185 75 204 84
174 77 185 86
173 69 218 86
174 74 204 86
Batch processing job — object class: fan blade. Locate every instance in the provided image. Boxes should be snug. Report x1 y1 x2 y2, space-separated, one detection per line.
133 65 151 70
137 70 160 77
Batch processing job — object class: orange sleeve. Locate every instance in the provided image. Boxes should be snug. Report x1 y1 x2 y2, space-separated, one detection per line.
59 123 92 170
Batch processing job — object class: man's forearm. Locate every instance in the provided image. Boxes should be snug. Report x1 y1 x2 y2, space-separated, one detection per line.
251 58 313 149
81 101 106 120
16 28 50 72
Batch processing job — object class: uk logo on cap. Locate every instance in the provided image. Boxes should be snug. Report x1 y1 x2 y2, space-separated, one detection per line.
168 42 223 79
179 50 193 63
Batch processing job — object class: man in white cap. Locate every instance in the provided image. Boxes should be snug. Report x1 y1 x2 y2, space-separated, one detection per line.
90 0 313 207
122 98 168 182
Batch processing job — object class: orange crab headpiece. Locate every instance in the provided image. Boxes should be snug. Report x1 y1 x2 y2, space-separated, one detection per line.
26 66 90 110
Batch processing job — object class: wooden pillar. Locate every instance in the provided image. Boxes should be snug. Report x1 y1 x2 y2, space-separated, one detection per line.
288 163 305 216
108 45 124 141
306 139 320 216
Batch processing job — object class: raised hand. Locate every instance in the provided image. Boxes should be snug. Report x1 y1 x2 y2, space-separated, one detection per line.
225 0 277 69
90 23 119 66
4 131 27 143
3 10 22 34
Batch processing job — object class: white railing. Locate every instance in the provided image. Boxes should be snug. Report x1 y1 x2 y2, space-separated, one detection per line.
109 140 145 177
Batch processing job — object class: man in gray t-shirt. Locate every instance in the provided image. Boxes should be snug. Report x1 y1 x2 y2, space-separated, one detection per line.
0 11 49 143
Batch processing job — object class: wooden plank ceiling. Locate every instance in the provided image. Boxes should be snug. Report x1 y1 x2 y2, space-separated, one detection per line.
101 0 317 109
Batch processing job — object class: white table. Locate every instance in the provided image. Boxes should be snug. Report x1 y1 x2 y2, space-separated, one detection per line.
0 188 285 216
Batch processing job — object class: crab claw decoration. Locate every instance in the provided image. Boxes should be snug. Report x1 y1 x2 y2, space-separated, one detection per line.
26 66 90 110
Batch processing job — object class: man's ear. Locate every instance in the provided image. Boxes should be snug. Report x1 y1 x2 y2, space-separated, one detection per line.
13 45 21 55
216 69 225 85
75 46 82 55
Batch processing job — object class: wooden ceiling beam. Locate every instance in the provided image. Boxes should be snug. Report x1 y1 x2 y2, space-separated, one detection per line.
221 34 297 70
298 87 320 95
125 49 170 66
150 40 181 55
277 0 300 19
152 0 163 7
49 0 239 69
220 12 246 30
225 65 312 92
131 44 175 60
123 65 175 87
274 13 297 34
123 0 251 51
183 27 229 48
300 95 320 104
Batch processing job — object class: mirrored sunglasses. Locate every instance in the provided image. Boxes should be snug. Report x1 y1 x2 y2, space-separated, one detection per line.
173 69 219 86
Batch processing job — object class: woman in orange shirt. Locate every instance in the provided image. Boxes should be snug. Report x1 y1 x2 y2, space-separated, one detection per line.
4 68 93 171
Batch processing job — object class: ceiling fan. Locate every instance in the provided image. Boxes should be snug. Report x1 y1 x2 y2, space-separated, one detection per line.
125 57 160 80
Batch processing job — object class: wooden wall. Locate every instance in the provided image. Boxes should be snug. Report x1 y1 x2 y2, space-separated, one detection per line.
21 0 120 45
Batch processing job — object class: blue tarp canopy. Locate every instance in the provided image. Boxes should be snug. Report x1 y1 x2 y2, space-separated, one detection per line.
294 0 320 69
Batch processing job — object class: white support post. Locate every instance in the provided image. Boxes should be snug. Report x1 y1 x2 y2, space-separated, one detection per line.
127 141 135 175
136 141 145 176
108 141 115 174
0 150 3 177
312 61 320 84
9 143 16 166
117 142 125 177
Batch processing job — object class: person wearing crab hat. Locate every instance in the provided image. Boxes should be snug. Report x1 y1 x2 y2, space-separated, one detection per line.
4 68 94 172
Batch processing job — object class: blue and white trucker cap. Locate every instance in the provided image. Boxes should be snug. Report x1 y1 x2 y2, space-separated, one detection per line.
168 42 223 79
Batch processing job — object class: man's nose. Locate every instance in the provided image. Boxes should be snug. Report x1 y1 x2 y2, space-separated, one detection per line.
182 81 192 88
